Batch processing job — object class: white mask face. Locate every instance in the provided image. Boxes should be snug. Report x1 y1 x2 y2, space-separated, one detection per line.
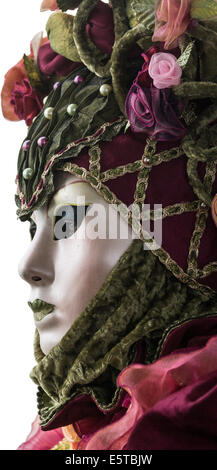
18 172 133 355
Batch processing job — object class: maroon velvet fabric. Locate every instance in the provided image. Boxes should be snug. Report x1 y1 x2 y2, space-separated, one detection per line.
37 42 80 77
86 1 114 54
161 316 217 356
72 127 217 291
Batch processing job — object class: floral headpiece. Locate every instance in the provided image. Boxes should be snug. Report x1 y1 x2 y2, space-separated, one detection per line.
2 0 217 295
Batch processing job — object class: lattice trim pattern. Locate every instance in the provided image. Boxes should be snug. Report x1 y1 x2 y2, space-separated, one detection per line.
44 136 217 298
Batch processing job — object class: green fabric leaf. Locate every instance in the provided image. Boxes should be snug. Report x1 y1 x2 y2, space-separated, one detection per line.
126 0 156 30
177 40 197 81
23 55 43 90
46 11 81 62
191 0 217 20
124 120 131 133
57 0 82 11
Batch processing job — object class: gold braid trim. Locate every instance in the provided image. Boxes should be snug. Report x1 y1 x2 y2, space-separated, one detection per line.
57 161 216 298
101 160 143 182
187 160 217 278
198 262 217 278
158 201 199 219
88 145 101 179
134 138 157 207
152 247 215 298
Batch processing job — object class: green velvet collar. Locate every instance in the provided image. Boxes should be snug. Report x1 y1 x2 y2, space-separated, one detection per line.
30 239 217 428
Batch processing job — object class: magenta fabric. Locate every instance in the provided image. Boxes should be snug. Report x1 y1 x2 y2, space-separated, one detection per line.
123 316 217 450
124 370 217 450
18 415 63 450
37 41 80 77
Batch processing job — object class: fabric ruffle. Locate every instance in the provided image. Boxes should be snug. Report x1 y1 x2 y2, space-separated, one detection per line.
18 416 63 450
79 334 217 450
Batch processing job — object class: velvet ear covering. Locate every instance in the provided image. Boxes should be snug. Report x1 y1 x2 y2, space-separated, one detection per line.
31 239 217 428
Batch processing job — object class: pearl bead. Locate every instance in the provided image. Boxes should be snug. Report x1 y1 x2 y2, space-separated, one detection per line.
67 103 78 116
99 84 112 96
22 140 31 151
43 96 48 105
53 81 60 90
74 75 83 85
44 107 54 120
37 136 48 147
23 168 33 180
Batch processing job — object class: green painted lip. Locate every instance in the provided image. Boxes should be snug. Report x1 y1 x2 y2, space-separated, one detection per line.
28 299 55 322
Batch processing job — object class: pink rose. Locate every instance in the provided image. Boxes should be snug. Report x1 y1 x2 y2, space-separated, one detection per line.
148 52 182 89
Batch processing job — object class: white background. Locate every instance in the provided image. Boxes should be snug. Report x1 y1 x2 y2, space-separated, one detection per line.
0 2 51 450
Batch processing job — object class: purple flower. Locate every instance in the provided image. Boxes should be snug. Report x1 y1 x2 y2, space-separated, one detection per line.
125 82 186 142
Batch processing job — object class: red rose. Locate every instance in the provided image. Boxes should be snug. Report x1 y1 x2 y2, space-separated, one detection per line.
1 37 47 124
1 57 30 121
10 78 43 126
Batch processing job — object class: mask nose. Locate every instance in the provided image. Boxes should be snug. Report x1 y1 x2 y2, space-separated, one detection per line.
18 230 55 286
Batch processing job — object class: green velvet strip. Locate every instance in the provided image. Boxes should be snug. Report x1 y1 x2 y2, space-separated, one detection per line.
31 239 217 428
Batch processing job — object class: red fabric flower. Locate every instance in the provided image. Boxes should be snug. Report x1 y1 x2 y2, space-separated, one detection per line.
1 57 30 122
138 46 159 88
1 38 47 124
10 78 43 126
125 83 186 141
